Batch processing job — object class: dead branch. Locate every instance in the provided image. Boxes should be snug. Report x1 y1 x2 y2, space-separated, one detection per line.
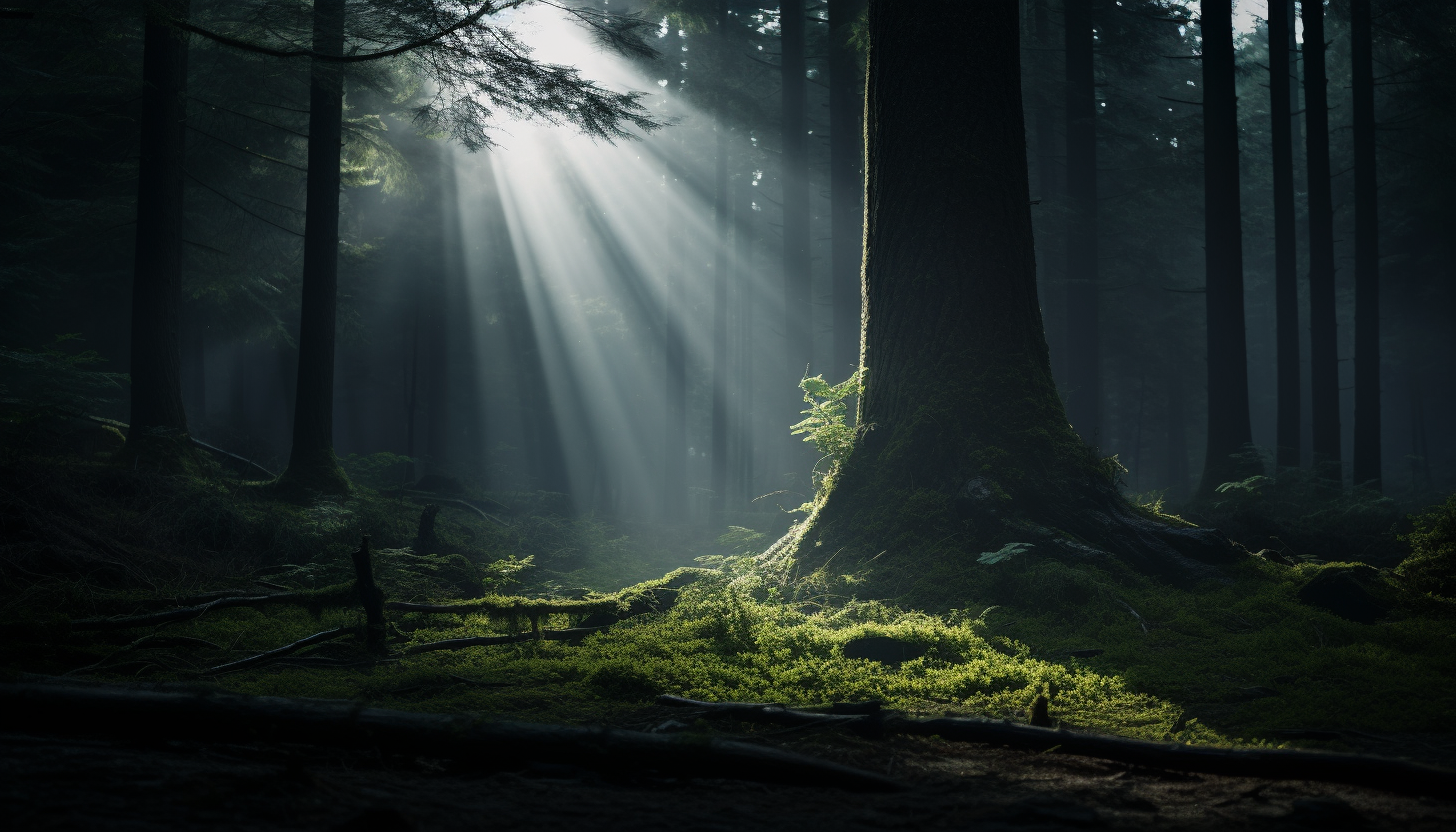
70 585 353 630
0 683 901 792
205 626 361 675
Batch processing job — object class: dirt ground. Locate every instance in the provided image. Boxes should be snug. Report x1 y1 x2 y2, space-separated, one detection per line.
6 712 1455 832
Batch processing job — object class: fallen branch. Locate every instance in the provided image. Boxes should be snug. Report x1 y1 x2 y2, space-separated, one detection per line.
657 696 1456 799
82 415 276 480
404 626 610 655
70 583 356 630
0 683 901 792
205 626 360 675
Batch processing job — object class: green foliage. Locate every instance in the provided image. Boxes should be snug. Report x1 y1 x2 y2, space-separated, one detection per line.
790 370 864 496
340 452 418 491
1189 466 1404 565
1397 494 1456 598
0 335 126 432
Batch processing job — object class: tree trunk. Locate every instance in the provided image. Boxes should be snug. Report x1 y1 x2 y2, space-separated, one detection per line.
663 39 687 521
829 0 866 381
776 0 1238 608
735 170 757 510
781 0 812 481
1032 0 1063 382
711 0 731 519
1062 0 1100 447
281 0 349 494
1350 0 1381 490
126 0 192 454
1270 0 1300 470
1196 0 1259 497
1303 0 1341 480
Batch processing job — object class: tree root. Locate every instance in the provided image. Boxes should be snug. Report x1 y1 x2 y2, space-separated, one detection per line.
0 682 901 792
657 696 1456 799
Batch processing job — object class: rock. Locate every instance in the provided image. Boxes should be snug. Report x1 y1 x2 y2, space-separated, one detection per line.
1238 686 1279 700
842 636 927 665
1298 566 1391 624
1068 648 1105 658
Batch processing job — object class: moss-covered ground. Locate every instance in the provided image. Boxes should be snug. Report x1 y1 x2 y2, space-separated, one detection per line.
1 454 1453 762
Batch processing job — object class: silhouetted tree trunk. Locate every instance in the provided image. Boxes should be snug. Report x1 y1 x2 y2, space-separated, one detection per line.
1031 0 1063 380
281 0 349 493
1270 0 1300 470
1197 0 1258 497
1303 0 1341 480
127 0 192 453
711 0 731 519
1351 0 1382 490
829 0 866 381
777 0 1237 606
1063 0 1100 446
660 34 687 521
735 170 757 510
781 0 812 401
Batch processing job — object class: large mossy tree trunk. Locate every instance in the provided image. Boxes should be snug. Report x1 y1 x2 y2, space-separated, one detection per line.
125 0 194 464
1196 0 1259 497
773 0 1239 608
280 0 350 495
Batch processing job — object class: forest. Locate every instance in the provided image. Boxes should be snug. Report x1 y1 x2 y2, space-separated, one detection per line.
2 0 1455 829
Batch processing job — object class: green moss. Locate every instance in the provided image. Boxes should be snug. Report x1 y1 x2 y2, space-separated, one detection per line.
1397 494 1456 598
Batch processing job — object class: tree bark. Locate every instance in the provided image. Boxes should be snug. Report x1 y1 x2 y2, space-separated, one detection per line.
1270 0 1300 470
777 0 1237 607
1062 0 1101 447
1196 0 1259 497
1350 0 1382 490
1303 0 1341 480
282 0 349 493
126 0 192 449
829 0 866 381
711 0 731 519
781 0 812 471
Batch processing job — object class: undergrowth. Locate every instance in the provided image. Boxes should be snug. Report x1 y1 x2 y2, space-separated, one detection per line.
3 454 1455 762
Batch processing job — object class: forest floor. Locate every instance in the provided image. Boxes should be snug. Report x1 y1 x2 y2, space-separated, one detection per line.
2 451 1455 829
5 709 1455 831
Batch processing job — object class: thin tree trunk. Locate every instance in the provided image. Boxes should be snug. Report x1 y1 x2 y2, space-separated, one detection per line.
1270 0 1300 470
663 36 687 520
829 0 866 381
735 170 757 510
1303 0 1341 480
1062 0 1100 447
127 0 191 449
1350 0 1381 490
1196 0 1258 497
283 0 349 493
711 0 731 519
781 0 812 465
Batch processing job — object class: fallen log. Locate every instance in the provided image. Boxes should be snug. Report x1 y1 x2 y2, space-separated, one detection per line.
656 696 1456 799
0 683 901 792
404 626 611 655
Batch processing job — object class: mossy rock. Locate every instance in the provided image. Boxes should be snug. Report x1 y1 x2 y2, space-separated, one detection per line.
1297 564 1391 624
